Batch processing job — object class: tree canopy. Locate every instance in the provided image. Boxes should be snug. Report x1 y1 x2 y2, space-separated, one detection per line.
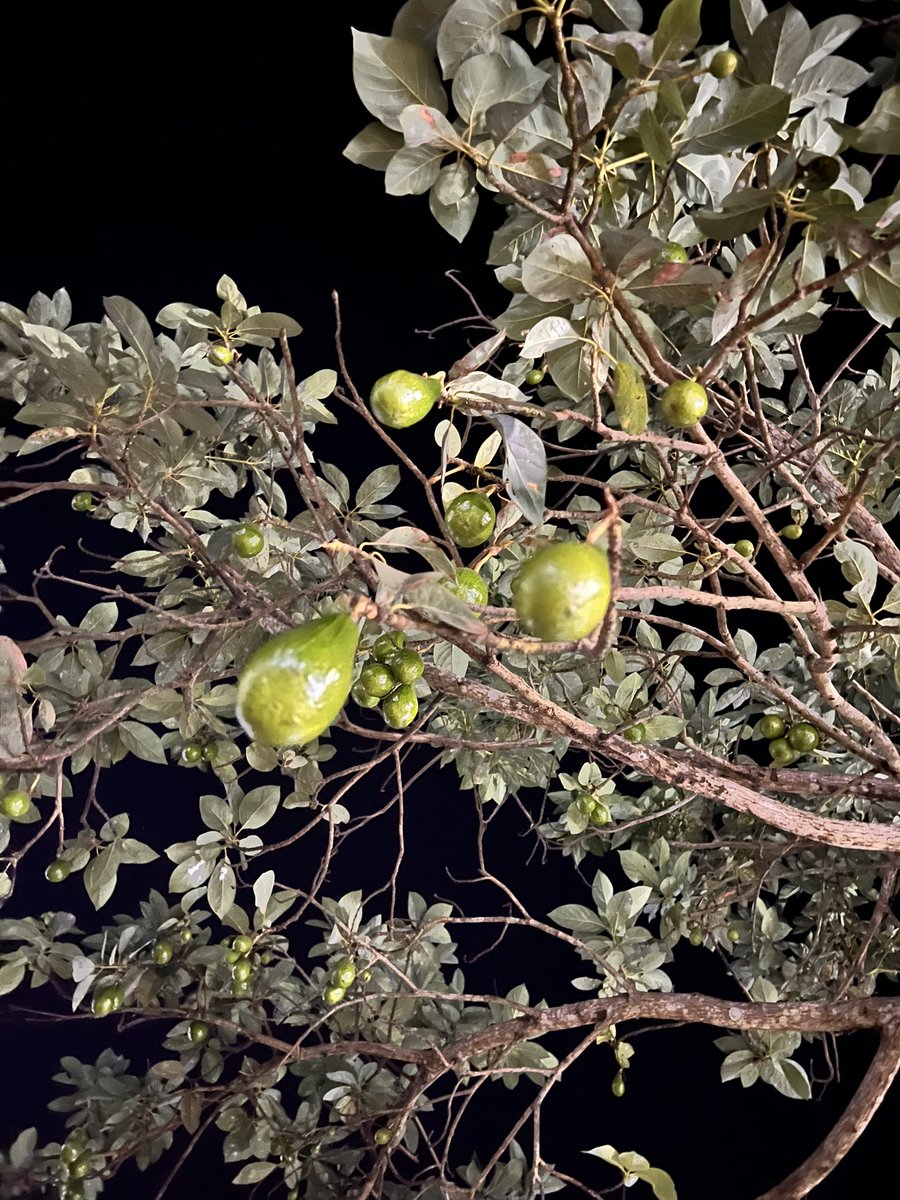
3 1 900 1197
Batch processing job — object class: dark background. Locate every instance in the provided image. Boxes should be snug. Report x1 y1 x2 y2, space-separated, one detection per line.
2 2 900 1197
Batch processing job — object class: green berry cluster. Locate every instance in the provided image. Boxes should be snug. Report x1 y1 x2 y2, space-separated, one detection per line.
57 1129 93 1198
178 737 220 766
758 714 821 765
322 954 371 1006
221 933 259 997
351 633 423 730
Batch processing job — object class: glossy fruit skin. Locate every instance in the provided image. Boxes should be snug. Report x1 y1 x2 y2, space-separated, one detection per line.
61 1138 84 1164
236 614 359 747
153 939 174 966
382 684 419 730
369 370 441 429
225 949 242 965
68 1154 92 1180
780 524 803 540
374 1127 392 1145
512 541 611 641
373 634 400 662
450 567 488 605
179 928 193 944
733 539 754 557
232 958 253 983
611 1073 626 1097
333 959 357 988
576 792 597 815
623 723 645 744
657 242 688 263
689 928 703 947
1 790 30 820
233 934 253 956
209 343 235 366
710 49 739 78
71 492 93 512
181 743 202 765
232 522 265 558
727 927 741 943
351 681 380 709
525 368 545 385
659 380 708 428
188 1020 209 1043
232 978 252 998
92 991 114 1017
323 984 346 1006
758 715 786 740
360 661 398 698
445 492 496 548
589 802 612 827
390 649 424 685
788 722 820 752
769 738 799 765
44 858 71 885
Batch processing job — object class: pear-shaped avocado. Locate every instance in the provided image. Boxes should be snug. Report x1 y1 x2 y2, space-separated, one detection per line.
236 614 359 746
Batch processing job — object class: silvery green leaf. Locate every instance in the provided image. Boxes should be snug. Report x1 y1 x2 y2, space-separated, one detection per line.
521 234 593 302
520 316 579 358
352 30 448 132
343 122 404 171
490 413 546 525
437 0 522 78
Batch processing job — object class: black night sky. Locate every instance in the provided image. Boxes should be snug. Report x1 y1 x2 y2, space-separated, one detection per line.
2 2 900 1198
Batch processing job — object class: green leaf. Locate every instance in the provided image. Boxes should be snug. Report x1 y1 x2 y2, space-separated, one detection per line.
730 0 767 54
430 161 479 241
386 144 447 195
236 313 302 339
521 234 594 302
393 0 455 44
103 296 157 364
402 577 487 633
233 1162 277 1185
591 0 643 33
638 108 673 166
118 721 167 765
343 122 404 171
684 85 790 154
436 0 522 79
0 958 26 997
652 0 702 64
357 465 401 510
238 786 281 831
834 540 878 607
695 188 777 241
520 316 579 358
548 903 604 934
253 869 275 917
208 860 237 921
834 239 900 328
637 1165 678 1200
84 847 119 910
399 103 460 148
612 361 648 433
835 85 900 156
490 413 547 525
745 4 811 89
352 29 448 132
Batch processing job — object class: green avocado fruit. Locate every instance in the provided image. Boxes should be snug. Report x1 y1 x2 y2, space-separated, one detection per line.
512 542 611 641
369 370 441 429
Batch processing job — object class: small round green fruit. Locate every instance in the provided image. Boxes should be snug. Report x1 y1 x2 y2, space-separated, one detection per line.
710 49 739 78
445 492 496 549
758 715 786 739
232 522 265 558
787 722 820 752
659 380 709 428
71 492 94 512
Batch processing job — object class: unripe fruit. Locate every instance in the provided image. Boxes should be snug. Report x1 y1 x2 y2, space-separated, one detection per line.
225 949 242 965
370 370 441 429
780 524 803 540
689 928 703 947
769 737 799 765
727 927 741 943
710 49 739 78
188 1019 209 1043
382 684 419 730
68 1154 92 1180
733 539 754 557
323 984 346 1006
201 743 218 762
71 492 93 512
576 793 598 815
231 522 265 558
512 541 611 642
333 958 357 988
232 934 253 956
611 1072 626 1097
181 743 202 765
445 492 496 548
46 859 71 883
659 380 708 428
92 991 114 1017
623 723 645 744
787 722 820 752
374 1127 392 1145
1 790 30 820
359 661 398 699
758 715 786 740
232 978 252 998
153 939 174 966
208 344 235 366
390 649 424 685
373 634 400 662
449 567 489 605
232 958 253 983
525 368 545 385
179 928 193 944
351 682 381 709
589 802 612 827
657 242 688 264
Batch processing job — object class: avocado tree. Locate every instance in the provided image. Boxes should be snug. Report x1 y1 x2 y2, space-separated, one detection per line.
3 1 900 1197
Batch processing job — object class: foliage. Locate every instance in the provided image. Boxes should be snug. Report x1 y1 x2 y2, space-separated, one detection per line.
3 1 900 1197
